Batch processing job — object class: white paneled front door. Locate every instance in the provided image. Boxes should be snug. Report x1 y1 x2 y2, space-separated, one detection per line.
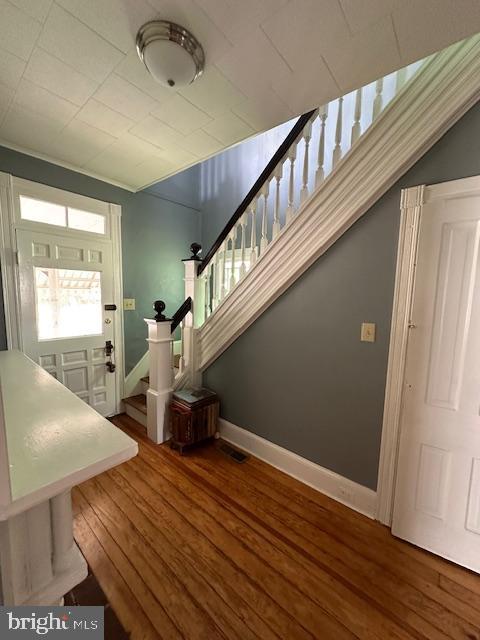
392 180 480 572
16 228 118 416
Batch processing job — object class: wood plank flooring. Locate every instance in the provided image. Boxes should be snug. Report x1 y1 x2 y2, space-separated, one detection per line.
72 414 480 640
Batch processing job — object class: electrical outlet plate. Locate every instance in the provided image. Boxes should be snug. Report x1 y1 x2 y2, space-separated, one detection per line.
123 298 135 311
361 322 376 342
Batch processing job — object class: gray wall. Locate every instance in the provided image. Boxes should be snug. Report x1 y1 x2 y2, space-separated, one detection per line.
205 100 480 491
0 146 200 374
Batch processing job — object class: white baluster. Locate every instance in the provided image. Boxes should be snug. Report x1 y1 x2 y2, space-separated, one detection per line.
332 96 344 168
351 87 362 146
249 200 258 266
272 163 282 239
179 320 185 373
240 213 247 278
395 67 407 93
300 121 312 203
285 145 297 222
211 253 218 310
260 182 269 254
315 104 328 187
204 264 211 318
229 226 237 289
221 239 227 299
373 77 383 120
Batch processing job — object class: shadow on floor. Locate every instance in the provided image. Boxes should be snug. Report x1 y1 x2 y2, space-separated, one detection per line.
64 571 129 639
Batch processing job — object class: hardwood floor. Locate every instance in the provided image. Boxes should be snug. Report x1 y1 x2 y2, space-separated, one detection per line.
72 414 480 640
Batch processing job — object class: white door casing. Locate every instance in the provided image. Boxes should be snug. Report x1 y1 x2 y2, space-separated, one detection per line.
0 173 124 415
391 176 480 572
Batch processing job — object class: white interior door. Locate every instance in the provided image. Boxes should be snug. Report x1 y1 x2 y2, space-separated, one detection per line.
392 180 480 572
16 228 118 416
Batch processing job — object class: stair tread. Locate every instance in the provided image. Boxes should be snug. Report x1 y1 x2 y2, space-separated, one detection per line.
123 394 147 414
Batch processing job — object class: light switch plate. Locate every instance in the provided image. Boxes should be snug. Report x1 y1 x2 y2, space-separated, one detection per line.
361 322 376 342
123 298 135 311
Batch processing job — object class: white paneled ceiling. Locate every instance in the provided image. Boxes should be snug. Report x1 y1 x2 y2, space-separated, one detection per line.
0 0 480 191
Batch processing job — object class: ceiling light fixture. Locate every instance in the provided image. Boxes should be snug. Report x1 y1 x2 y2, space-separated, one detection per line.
136 20 205 88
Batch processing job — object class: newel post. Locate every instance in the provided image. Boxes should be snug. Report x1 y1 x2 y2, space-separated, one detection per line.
183 243 204 387
144 301 174 444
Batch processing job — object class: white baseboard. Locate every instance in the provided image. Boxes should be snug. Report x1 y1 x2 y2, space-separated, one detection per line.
219 418 377 519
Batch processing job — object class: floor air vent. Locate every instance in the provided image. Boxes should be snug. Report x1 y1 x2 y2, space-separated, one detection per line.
219 443 249 463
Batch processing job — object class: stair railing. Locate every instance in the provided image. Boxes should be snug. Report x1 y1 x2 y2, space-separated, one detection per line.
194 60 424 321
150 57 423 420
198 109 316 277
145 61 427 433
171 296 192 375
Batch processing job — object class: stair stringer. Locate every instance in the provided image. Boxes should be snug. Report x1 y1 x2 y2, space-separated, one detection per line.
197 35 480 371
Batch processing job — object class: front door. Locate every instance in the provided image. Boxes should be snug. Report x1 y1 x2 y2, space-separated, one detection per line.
11 180 120 417
392 179 480 572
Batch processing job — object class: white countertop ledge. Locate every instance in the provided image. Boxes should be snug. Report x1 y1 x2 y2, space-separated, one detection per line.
0 350 138 520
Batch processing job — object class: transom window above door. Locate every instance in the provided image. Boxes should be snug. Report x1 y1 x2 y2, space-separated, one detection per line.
20 196 106 235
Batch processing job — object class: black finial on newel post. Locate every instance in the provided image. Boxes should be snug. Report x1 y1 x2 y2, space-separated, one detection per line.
189 242 202 261
153 300 167 322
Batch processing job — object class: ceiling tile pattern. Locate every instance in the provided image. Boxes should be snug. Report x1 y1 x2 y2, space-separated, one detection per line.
0 0 42 61
0 0 479 190
9 0 53 22
37 4 125 83
23 47 98 105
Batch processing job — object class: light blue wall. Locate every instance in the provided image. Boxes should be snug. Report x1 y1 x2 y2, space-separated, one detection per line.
0 145 200 373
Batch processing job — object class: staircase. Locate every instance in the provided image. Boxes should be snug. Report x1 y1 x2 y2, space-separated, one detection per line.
123 392 147 427
124 357 181 428
125 35 480 443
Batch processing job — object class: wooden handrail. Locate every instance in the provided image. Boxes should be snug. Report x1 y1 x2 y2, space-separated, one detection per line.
171 297 192 333
197 109 316 275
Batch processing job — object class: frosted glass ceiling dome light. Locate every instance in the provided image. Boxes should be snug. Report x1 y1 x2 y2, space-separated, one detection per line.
136 20 205 88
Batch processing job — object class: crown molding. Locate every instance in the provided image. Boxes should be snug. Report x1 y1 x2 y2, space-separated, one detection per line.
0 140 136 193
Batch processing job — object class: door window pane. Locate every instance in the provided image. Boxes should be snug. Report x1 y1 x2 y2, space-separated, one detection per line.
19 196 106 234
35 267 102 340
20 196 66 227
68 208 106 234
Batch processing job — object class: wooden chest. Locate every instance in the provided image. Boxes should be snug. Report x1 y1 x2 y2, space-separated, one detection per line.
169 388 219 453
